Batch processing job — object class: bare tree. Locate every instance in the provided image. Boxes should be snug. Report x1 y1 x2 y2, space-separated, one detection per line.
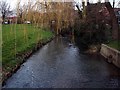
17 5 25 24
0 1 12 22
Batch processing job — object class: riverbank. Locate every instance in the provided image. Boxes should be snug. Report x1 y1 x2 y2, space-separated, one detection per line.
3 37 120 88
100 44 120 68
84 44 101 54
107 40 120 51
84 42 120 68
2 24 54 85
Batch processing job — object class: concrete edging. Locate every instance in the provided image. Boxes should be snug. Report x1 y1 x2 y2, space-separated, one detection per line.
100 44 120 68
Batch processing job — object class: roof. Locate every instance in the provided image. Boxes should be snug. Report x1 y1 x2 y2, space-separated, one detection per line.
6 16 17 19
114 8 120 12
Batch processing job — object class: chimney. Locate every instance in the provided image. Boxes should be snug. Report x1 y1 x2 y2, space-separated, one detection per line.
87 0 90 5
98 0 101 3
113 0 115 8
82 0 85 8
82 0 86 19
105 0 109 3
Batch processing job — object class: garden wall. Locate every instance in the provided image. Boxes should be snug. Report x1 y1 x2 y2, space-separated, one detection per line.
100 44 120 68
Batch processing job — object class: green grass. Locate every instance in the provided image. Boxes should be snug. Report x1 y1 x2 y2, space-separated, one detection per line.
107 40 120 51
2 24 54 75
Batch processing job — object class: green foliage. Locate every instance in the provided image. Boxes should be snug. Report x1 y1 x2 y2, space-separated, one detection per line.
74 20 114 46
107 40 120 51
2 24 54 72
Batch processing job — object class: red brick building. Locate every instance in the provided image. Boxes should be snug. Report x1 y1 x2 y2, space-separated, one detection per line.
6 16 17 24
114 8 120 24
85 2 119 40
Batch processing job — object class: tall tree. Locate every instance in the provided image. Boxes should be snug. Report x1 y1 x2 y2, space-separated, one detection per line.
17 0 76 34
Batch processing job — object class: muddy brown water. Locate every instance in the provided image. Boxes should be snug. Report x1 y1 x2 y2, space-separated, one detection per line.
3 37 120 88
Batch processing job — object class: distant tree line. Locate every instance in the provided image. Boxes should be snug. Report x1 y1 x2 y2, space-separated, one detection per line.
0 1 13 23
16 0 77 35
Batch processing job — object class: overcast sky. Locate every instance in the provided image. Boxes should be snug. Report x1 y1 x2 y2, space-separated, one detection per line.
1 0 120 9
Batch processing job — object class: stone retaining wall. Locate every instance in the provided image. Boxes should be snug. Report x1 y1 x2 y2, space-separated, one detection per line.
100 44 120 68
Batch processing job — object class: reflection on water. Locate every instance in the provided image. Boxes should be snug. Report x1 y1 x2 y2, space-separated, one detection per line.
3 36 120 88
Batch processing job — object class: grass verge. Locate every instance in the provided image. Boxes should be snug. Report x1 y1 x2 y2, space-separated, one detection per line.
107 40 120 51
2 24 54 83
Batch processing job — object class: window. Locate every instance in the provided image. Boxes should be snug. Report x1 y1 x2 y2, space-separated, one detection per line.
118 11 120 15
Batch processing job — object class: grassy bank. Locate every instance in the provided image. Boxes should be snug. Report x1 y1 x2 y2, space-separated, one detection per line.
2 24 54 81
107 40 120 51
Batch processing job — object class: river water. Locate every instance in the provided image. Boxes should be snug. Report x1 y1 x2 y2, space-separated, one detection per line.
3 37 120 88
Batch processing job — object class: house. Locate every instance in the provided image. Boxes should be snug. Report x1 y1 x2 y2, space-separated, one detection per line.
6 16 17 24
86 3 111 26
81 1 119 40
114 8 120 24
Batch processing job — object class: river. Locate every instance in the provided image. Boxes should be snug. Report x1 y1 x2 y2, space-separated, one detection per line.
3 37 120 88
